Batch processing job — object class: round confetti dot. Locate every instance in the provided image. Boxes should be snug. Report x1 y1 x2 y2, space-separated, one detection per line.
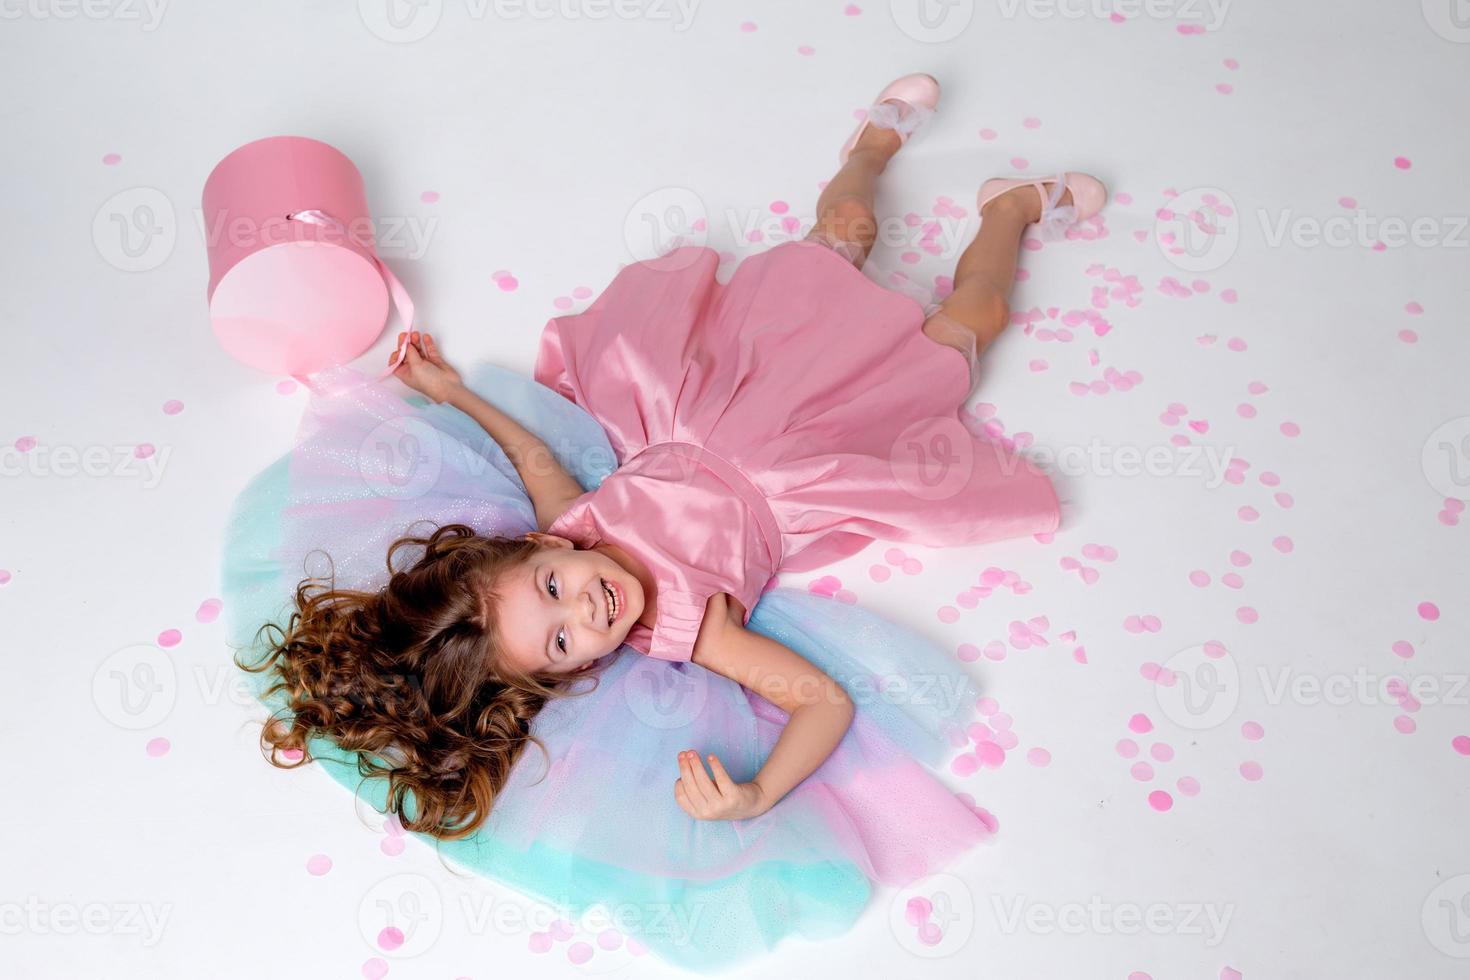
419 190 440 204
1148 791 1173 812
1128 713 1153 734
979 128 998 140
145 737 170 757
1238 506 1259 522
1272 536 1294 553
306 854 332 875
1022 116 1041 129
1392 640 1414 659
196 598 223 623
1399 329 1418 344
1189 570 1210 587
1239 761 1263 781
362 958 388 979
1236 606 1259 624
162 399 184 415
977 697 999 716
797 44 815 55
1116 738 1139 758
739 21 757 31
380 836 405 856
1394 156 1412 170
1394 715 1416 734
1027 747 1052 767
378 926 405 951
974 741 1006 769
1241 721 1264 740
157 629 182 647
567 941 594 964
1131 762 1154 781
1177 776 1201 796
1452 736 1470 756
1418 602 1440 621
1150 742 1174 762
0 570 10 586
528 932 553 953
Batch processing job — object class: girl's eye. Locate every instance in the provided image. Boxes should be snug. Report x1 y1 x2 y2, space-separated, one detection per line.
557 630 567 653
547 574 558 599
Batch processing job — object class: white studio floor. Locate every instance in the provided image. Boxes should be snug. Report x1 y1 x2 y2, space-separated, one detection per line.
3 3 1468 978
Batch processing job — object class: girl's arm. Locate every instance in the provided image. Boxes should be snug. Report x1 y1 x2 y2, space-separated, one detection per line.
395 332 587 529
675 594 856 820
444 383 587 531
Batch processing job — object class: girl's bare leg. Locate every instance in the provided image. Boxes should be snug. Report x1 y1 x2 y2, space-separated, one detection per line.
923 182 1076 359
805 107 907 268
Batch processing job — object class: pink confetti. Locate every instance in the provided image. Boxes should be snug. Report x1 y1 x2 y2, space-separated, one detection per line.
1128 713 1154 734
419 190 440 204
1418 601 1440 621
157 629 182 648
1452 736 1470 756
1393 156 1412 170
1148 790 1173 811
306 854 332 875
1239 761 1263 781
1177 776 1201 796
1027 747 1052 767
1241 721 1264 740
145 737 170 757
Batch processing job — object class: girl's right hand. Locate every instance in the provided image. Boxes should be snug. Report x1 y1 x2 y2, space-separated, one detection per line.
391 331 463 404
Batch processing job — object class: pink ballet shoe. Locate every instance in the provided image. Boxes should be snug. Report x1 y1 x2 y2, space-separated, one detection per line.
839 72 941 165
977 172 1108 238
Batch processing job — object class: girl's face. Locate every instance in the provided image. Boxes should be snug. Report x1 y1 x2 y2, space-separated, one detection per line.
493 532 645 675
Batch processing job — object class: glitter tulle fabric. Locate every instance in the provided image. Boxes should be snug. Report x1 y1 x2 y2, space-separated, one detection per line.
220 243 1058 971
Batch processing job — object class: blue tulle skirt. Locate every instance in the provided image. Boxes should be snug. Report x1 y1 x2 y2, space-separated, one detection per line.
220 361 997 972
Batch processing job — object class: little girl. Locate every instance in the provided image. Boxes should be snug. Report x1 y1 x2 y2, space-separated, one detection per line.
224 72 1105 969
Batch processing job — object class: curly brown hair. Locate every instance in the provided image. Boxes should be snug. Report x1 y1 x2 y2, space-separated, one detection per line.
233 523 610 841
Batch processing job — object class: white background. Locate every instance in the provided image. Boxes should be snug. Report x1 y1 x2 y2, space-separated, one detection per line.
2 1 1468 977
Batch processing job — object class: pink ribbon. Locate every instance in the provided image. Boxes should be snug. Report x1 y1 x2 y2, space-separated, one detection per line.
283 209 418 397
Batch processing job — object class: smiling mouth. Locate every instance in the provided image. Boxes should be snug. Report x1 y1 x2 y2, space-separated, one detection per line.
601 578 621 626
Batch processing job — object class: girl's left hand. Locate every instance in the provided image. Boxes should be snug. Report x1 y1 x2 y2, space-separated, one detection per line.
675 751 768 821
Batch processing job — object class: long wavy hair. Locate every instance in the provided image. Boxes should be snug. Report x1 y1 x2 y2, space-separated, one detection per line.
233 522 611 842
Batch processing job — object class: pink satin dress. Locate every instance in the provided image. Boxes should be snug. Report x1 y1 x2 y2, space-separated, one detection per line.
535 241 1060 662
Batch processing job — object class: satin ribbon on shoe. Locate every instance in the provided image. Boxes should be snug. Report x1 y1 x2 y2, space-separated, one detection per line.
1033 174 1079 242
